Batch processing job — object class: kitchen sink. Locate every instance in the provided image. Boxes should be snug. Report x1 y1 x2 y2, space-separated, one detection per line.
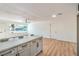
18 36 24 39
0 38 9 42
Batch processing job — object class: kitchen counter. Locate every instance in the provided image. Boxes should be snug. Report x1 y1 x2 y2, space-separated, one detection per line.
0 36 42 53
0 32 28 40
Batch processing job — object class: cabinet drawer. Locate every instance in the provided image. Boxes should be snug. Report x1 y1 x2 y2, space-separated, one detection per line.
17 42 31 56
17 42 31 52
0 47 17 56
31 40 37 45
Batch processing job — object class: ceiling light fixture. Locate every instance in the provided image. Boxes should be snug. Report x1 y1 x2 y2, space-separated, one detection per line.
51 13 62 18
52 14 57 18
25 18 31 23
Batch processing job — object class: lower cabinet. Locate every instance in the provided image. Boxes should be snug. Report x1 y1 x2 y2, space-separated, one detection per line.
0 47 17 56
31 39 37 56
17 42 31 56
0 37 43 56
37 37 43 54
31 37 43 56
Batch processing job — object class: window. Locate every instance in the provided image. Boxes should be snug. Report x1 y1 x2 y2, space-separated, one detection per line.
9 24 28 32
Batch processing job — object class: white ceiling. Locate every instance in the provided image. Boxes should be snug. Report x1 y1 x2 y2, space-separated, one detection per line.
0 3 78 22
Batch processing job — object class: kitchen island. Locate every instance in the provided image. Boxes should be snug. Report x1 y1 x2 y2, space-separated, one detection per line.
0 35 43 56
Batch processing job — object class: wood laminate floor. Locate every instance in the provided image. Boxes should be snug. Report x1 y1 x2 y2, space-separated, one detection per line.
38 38 77 56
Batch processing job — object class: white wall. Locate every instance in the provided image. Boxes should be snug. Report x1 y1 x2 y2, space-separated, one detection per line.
28 18 77 43
28 21 50 38
28 5 77 43
0 22 9 33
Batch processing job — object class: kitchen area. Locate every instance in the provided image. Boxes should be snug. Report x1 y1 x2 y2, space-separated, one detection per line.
0 32 43 56
0 19 43 56
0 3 77 56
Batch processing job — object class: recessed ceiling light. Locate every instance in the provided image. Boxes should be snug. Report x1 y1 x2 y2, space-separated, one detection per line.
52 14 57 18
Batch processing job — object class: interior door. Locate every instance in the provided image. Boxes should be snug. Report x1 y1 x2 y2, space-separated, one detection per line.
77 14 79 56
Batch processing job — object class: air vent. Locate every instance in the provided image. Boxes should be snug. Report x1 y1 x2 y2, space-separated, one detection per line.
57 13 63 15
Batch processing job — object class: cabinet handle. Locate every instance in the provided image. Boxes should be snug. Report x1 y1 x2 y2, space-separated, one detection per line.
16 54 18 56
37 42 39 48
16 53 19 56
1 51 12 56
22 44 27 47
40 39 42 40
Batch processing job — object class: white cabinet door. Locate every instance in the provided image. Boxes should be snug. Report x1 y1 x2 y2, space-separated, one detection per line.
18 42 31 56
0 47 17 56
37 37 43 54
31 37 43 56
31 40 37 56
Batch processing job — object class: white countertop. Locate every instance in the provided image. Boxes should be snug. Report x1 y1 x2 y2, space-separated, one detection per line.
0 32 28 39
0 36 42 53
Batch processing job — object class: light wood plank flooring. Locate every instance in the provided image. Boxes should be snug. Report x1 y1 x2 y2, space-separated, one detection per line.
38 38 77 56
